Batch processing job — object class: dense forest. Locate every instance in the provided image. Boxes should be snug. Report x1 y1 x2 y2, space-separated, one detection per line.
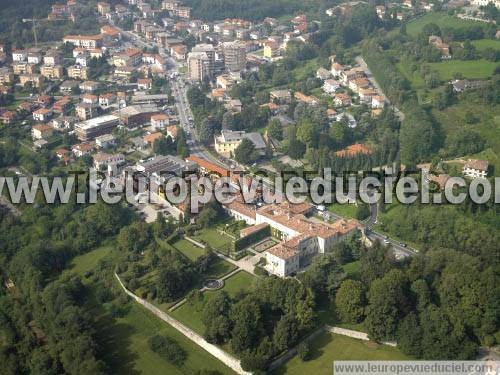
184 0 317 21
0 0 100 46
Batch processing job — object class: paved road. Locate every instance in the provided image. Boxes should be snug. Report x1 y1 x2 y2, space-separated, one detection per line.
115 273 251 375
355 56 405 121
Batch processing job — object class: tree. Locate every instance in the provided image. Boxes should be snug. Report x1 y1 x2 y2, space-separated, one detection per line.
335 280 366 323
153 136 175 155
199 117 218 144
267 118 283 140
365 269 410 341
197 206 217 228
273 314 299 352
234 138 258 165
297 341 311 361
147 335 187 366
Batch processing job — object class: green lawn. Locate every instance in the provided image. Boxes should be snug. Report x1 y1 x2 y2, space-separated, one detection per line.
68 245 235 375
472 39 500 51
431 101 500 170
292 58 320 82
396 62 426 89
193 227 234 252
204 258 237 279
342 260 361 280
405 12 483 37
272 332 410 375
211 271 255 298
427 59 497 81
327 203 358 219
172 239 206 261
69 243 112 276
170 271 255 335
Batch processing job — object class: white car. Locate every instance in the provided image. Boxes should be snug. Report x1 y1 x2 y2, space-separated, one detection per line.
383 239 390 244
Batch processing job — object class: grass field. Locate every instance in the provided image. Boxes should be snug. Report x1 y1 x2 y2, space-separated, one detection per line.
69 243 112 275
172 239 206 261
396 62 426 89
472 39 500 51
342 260 361 280
204 258 237 279
427 59 497 81
405 12 483 37
68 246 235 375
327 203 358 219
209 271 255 297
272 332 410 375
431 101 500 170
171 271 255 335
193 227 234 251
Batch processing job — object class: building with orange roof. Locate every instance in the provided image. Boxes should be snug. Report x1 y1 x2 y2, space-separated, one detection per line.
143 132 164 147
335 143 372 157
166 125 178 140
186 155 231 178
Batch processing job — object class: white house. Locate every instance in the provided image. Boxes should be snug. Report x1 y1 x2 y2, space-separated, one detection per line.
12 50 27 62
323 79 341 94
463 159 488 179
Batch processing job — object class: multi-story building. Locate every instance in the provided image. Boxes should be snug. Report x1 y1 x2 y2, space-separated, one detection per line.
187 52 211 82
75 114 120 141
12 50 27 62
67 65 89 80
13 63 36 75
222 41 247 72
97 2 111 15
214 129 266 157
76 102 99 120
192 44 215 72
19 74 44 88
63 35 104 49
40 65 64 80
43 50 61 66
0 68 14 84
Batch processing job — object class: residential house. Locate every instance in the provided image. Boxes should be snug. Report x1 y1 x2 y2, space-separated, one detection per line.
0 110 16 124
53 97 72 114
269 90 292 104
72 142 94 157
60 80 80 93
76 102 99 120
334 93 352 107
27 52 42 65
93 152 125 170
323 79 341 94
137 78 153 90
99 93 116 108
82 94 99 105
40 65 64 80
44 50 61 65
32 108 53 122
166 125 178 140
95 134 116 148
151 113 170 129
19 74 44 88
63 35 104 49
463 159 489 179
143 132 164 147
67 65 89 80
316 67 331 80
79 80 100 92
214 129 266 157
32 124 54 139
12 50 27 62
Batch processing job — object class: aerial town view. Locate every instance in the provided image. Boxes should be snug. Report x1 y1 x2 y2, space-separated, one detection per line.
0 0 499 374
